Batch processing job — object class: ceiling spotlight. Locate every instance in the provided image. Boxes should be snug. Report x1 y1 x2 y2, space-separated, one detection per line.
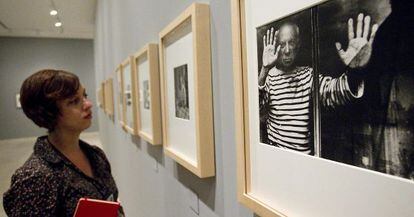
50 10 58 16
55 22 62 27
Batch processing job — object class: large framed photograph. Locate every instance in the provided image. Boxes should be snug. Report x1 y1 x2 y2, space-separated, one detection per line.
132 43 162 145
159 3 215 178
104 78 115 118
121 57 139 135
232 0 414 216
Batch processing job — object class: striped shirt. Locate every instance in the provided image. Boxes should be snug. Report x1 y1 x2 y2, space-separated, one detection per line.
260 66 363 154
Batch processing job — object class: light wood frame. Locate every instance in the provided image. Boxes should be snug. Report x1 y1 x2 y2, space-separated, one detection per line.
231 0 286 216
231 1 414 217
104 78 115 118
132 43 163 145
121 56 139 135
115 65 126 128
159 3 215 178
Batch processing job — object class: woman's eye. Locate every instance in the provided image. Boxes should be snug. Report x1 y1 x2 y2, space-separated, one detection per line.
70 98 80 105
84 93 88 98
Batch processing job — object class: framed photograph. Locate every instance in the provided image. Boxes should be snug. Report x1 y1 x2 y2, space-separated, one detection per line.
121 57 139 135
231 0 414 216
159 2 215 178
132 43 162 145
115 65 125 127
97 86 104 109
104 78 115 118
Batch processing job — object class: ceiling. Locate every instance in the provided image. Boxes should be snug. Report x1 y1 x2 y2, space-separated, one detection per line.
0 0 96 39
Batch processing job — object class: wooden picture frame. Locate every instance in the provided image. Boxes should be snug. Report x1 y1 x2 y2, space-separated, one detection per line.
104 78 115 118
159 3 215 178
232 0 414 217
132 43 162 145
115 65 125 128
121 56 139 135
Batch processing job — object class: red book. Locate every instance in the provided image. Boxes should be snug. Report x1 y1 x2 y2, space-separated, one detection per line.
73 198 120 217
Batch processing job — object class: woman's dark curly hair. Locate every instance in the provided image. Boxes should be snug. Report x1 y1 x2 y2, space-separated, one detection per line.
20 69 80 132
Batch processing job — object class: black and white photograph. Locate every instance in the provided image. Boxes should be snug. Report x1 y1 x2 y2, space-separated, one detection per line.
143 80 150 110
256 9 315 154
318 0 414 180
256 0 414 180
125 84 132 106
174 64 189 120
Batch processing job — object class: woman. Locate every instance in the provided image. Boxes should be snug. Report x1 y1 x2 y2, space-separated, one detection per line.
3 69 123 216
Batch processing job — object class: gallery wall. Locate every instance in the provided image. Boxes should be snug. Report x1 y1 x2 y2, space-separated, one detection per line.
94 0 253 216
0 37 97 140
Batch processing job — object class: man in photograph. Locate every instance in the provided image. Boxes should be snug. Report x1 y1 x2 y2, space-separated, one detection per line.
259 14 378 155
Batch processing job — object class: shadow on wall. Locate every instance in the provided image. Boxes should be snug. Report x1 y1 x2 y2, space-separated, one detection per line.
129 134 216 212
130 136 165 166
176 163 217 211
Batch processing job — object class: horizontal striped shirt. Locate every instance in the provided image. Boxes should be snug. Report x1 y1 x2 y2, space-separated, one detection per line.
260 66 364 154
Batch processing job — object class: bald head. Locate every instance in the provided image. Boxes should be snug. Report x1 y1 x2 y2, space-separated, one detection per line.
278 23 301 69
278 23 300 43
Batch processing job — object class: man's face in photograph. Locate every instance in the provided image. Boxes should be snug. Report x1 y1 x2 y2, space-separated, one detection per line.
278 24 300 70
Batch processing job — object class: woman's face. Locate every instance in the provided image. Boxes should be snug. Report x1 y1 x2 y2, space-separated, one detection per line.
55 86 93 133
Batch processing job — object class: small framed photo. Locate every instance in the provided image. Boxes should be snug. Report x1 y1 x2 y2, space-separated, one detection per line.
132 43 162 145
104 78 115 118
159 3 215 178
121 57 139 135
115 65 125 127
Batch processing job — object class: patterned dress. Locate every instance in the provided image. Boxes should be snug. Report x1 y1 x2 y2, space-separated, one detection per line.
3 136 122 217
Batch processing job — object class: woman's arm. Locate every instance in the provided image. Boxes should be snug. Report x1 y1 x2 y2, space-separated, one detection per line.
3 172 61 217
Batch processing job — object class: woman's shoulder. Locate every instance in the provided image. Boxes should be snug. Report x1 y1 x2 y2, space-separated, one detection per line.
9 153 62 188
3 154 62 216
7 137 64 191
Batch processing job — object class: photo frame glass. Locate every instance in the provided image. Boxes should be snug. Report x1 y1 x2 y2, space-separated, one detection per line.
163 18 198 165
136 54 153 136
105 78 114 117
116 67 124 124
123 61 135 130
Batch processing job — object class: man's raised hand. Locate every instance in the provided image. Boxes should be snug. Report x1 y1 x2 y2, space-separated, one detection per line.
335 13 378 68
262 27 280 68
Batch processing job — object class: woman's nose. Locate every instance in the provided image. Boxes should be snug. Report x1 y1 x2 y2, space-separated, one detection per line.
83 98 93 109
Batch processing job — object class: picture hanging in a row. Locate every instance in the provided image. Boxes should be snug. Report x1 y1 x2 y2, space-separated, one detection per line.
97 78 114 119
158 3 215 178
132 43 162 145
